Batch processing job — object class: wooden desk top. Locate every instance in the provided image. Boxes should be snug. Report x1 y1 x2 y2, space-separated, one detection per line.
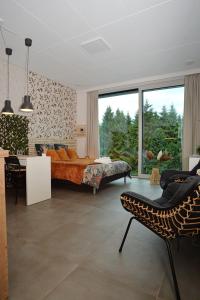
0 151 9 158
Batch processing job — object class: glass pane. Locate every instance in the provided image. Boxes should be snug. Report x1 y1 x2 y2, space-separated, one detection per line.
142 86 184 174
99 92 139 175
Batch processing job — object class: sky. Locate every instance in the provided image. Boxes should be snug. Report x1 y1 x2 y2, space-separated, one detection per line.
98 86 184 123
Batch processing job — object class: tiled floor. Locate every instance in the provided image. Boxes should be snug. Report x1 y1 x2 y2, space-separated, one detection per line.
6 178 200 300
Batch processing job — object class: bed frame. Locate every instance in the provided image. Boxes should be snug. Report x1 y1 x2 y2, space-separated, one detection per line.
91 170 131 195
52 170 131 195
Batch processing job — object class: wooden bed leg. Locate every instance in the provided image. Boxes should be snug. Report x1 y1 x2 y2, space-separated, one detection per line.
124 176 127 184
93 187 96 195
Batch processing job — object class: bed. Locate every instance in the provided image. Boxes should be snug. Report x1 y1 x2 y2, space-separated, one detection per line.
51 158 131 194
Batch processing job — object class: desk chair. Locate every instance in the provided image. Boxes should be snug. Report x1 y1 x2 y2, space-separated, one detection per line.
5 155 26 204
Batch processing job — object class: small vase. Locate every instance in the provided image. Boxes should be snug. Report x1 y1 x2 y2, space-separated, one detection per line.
150 167 160 185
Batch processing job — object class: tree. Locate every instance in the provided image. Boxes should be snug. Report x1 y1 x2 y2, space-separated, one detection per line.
99 101 183 175
100 106 114 155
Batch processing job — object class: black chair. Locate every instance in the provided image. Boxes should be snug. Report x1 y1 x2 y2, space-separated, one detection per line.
119 176 200 300
160 159 200 189
5 156 26 204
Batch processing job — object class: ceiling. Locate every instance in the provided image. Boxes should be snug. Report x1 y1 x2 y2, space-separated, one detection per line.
0 0 200 90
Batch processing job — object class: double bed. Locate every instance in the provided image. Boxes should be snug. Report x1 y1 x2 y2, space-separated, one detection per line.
51 158 131 194
35 144 131 194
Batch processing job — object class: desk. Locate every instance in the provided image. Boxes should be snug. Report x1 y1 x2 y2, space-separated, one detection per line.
18 156 51 206
0 150 9 300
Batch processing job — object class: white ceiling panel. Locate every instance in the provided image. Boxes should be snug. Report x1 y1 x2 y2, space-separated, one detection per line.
47 42 93 71
14 0 91 41
146 43 200 74
0 0 61 52
0 30 26 66
0 0 200 89
103 42 200 84
96 0 200 60
127 0 200 52
67 0 128 28
30 50 88 87
122 0 173 15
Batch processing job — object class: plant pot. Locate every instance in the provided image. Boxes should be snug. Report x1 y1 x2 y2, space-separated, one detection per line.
150 168 160 185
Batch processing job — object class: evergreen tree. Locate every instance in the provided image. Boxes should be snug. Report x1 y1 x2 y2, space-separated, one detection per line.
100 106 114 156
99 100 183 175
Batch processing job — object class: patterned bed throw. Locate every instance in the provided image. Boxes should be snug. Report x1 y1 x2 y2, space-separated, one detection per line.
83 160 131 188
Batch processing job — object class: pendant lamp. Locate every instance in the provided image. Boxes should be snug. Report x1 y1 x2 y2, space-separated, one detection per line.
1 48 14 115
20 38 33 112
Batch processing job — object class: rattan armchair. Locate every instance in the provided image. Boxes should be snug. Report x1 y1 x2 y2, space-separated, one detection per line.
119 176 200 300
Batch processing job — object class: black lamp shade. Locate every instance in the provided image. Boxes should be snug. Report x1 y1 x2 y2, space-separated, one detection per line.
20 95 33 112
1 100 14 115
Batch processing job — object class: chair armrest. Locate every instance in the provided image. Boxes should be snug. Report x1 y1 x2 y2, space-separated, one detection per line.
121 191 163 211
161 170 190 179
160 170 190 189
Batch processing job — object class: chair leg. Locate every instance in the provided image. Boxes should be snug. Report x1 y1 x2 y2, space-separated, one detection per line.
119 217 135 253
165 239 181 300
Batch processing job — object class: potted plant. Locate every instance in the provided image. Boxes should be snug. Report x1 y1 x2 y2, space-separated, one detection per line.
146 150 171 184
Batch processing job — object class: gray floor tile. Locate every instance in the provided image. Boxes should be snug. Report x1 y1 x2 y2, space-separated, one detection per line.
44 267 156 300
6 178 199 300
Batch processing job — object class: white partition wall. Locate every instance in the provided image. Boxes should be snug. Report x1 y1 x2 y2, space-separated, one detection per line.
189 156 200 171
19 156 51 205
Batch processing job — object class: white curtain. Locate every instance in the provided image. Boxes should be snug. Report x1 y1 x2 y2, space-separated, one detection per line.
86 90 99 158
182 73 200 170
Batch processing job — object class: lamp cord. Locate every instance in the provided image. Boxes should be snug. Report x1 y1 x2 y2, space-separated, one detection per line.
26 46 29 95
7 53 9 99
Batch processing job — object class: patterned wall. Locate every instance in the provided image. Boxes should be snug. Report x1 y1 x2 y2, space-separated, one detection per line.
28 71 76 139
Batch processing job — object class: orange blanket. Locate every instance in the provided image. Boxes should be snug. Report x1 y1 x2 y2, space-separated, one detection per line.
51 158 95 184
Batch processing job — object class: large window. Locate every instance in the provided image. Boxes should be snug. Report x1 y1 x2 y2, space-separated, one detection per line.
142 86 184 174
98 84 184 177
98 90 139 175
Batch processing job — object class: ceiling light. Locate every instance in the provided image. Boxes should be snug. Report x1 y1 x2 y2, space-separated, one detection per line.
1 47 14 115
20 38 34 112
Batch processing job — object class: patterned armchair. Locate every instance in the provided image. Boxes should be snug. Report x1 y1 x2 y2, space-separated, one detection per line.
119 176 200 300
160 159 200 189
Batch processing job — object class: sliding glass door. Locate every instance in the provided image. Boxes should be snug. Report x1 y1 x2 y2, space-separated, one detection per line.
98 90 139 175
98 84 184 177
141 86 184 175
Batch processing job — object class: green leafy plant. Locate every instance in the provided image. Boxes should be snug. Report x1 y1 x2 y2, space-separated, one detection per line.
0 115 29 154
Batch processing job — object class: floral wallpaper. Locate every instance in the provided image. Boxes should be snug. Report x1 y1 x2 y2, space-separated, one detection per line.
28 71 77 141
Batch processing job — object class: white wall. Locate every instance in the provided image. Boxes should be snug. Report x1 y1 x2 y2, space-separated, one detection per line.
0 59 25 114
76 91 87 157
